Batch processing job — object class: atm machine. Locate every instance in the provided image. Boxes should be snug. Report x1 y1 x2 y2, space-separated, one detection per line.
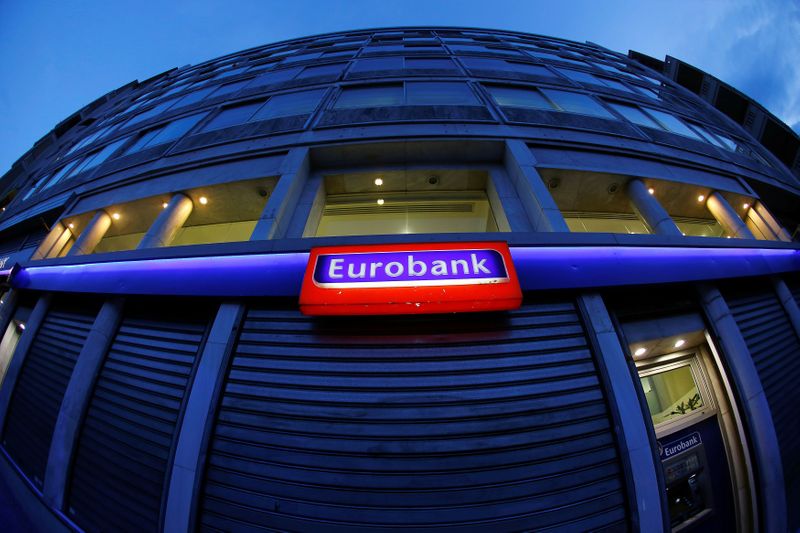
624 315 746 532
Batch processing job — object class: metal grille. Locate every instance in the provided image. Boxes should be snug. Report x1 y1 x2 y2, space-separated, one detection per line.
66 303 210 533
199 300 630 531
722 280 800 523
2 299 98 488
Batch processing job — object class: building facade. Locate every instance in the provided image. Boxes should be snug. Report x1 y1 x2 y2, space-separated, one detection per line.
0 27 798 532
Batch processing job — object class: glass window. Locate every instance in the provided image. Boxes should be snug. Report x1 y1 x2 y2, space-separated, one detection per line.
147 113 205 146
404 58 456 69
281 52 322 64
80 137 129 171
322 49 355 59
351 57 404 72
213 66 248 79
557 68 599 84
640 365 705 426
65 125 112 156
207 80 249 98
124 99 178 128
647 109 705 140
541 89 614 118
297 63 346 78
172 86 216 108
609 102 662 128
245 67 302 88
334 85 404 109
600 78 636 93
311 171 503 237
200 101 264 132
123 129 161 155
406 82 478 105
487 86 552 109
42 159 82 190
363 45 404 53
250 89 325 120
461 57 512 70
563 213 650 234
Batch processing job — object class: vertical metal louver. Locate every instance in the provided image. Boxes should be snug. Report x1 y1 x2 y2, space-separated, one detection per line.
66 301 210 533
2 297 99 488
199 300 630 531
721 279 800 524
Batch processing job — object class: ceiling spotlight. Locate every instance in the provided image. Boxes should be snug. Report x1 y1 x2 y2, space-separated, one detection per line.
376 198 385 205
648 187 655 195
162 202 169 209
18 323 26 330
674 339 686 348
112 213 121 220
697 195 705 202
634 347 646 356
68 223 75 229
742 203 750 209
199 196 208 205
374 178 384 186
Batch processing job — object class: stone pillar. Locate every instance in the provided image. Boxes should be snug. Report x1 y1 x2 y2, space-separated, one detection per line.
251 148 310 240
67 211 112 256
43 298 125 509
706 192 755 239
503 140 569 232
138 193 193 249
698 284 786 531
163 302 244 533
754 201 791 242
578 294 666 532
773 277 800 341
31 222 72 260
627 179 682 236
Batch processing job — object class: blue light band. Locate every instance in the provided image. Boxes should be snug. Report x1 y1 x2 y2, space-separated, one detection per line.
9 245 800 297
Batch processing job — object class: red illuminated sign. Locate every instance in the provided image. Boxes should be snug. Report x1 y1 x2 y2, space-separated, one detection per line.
299 242 522 315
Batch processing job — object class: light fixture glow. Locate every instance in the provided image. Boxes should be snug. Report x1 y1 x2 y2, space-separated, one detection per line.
18 323 25 330
674 339 686 348
648 187 655 195
376 198 385 205
112 213 121 220
743 203 750 209
374 178 383 186
68 223 75 229
199 196 208 205
634 347 646 356
162 202 169 208
697 195 705 202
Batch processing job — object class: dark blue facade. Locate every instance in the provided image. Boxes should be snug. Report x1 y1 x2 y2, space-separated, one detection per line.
0 27 798 532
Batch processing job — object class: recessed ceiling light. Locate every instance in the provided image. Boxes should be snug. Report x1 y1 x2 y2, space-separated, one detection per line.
743 203 749 209
648 187 655 195
674 339 686 348
376 198 385 205
634 347 646 356
68 223 75 229
112 213 121 220
162 202 169 208
18 323 26 330
374 178 383 186
697 195 705 202
199 196 208 205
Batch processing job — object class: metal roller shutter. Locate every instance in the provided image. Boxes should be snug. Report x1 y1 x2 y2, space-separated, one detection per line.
66 301 211 533
2 297 99 488
722 279 800 524
199 300 630 531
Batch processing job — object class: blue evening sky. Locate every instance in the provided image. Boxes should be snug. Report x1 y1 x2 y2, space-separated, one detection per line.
1 0 798 175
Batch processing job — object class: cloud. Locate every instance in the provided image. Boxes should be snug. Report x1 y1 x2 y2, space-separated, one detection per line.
694 0 800 132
